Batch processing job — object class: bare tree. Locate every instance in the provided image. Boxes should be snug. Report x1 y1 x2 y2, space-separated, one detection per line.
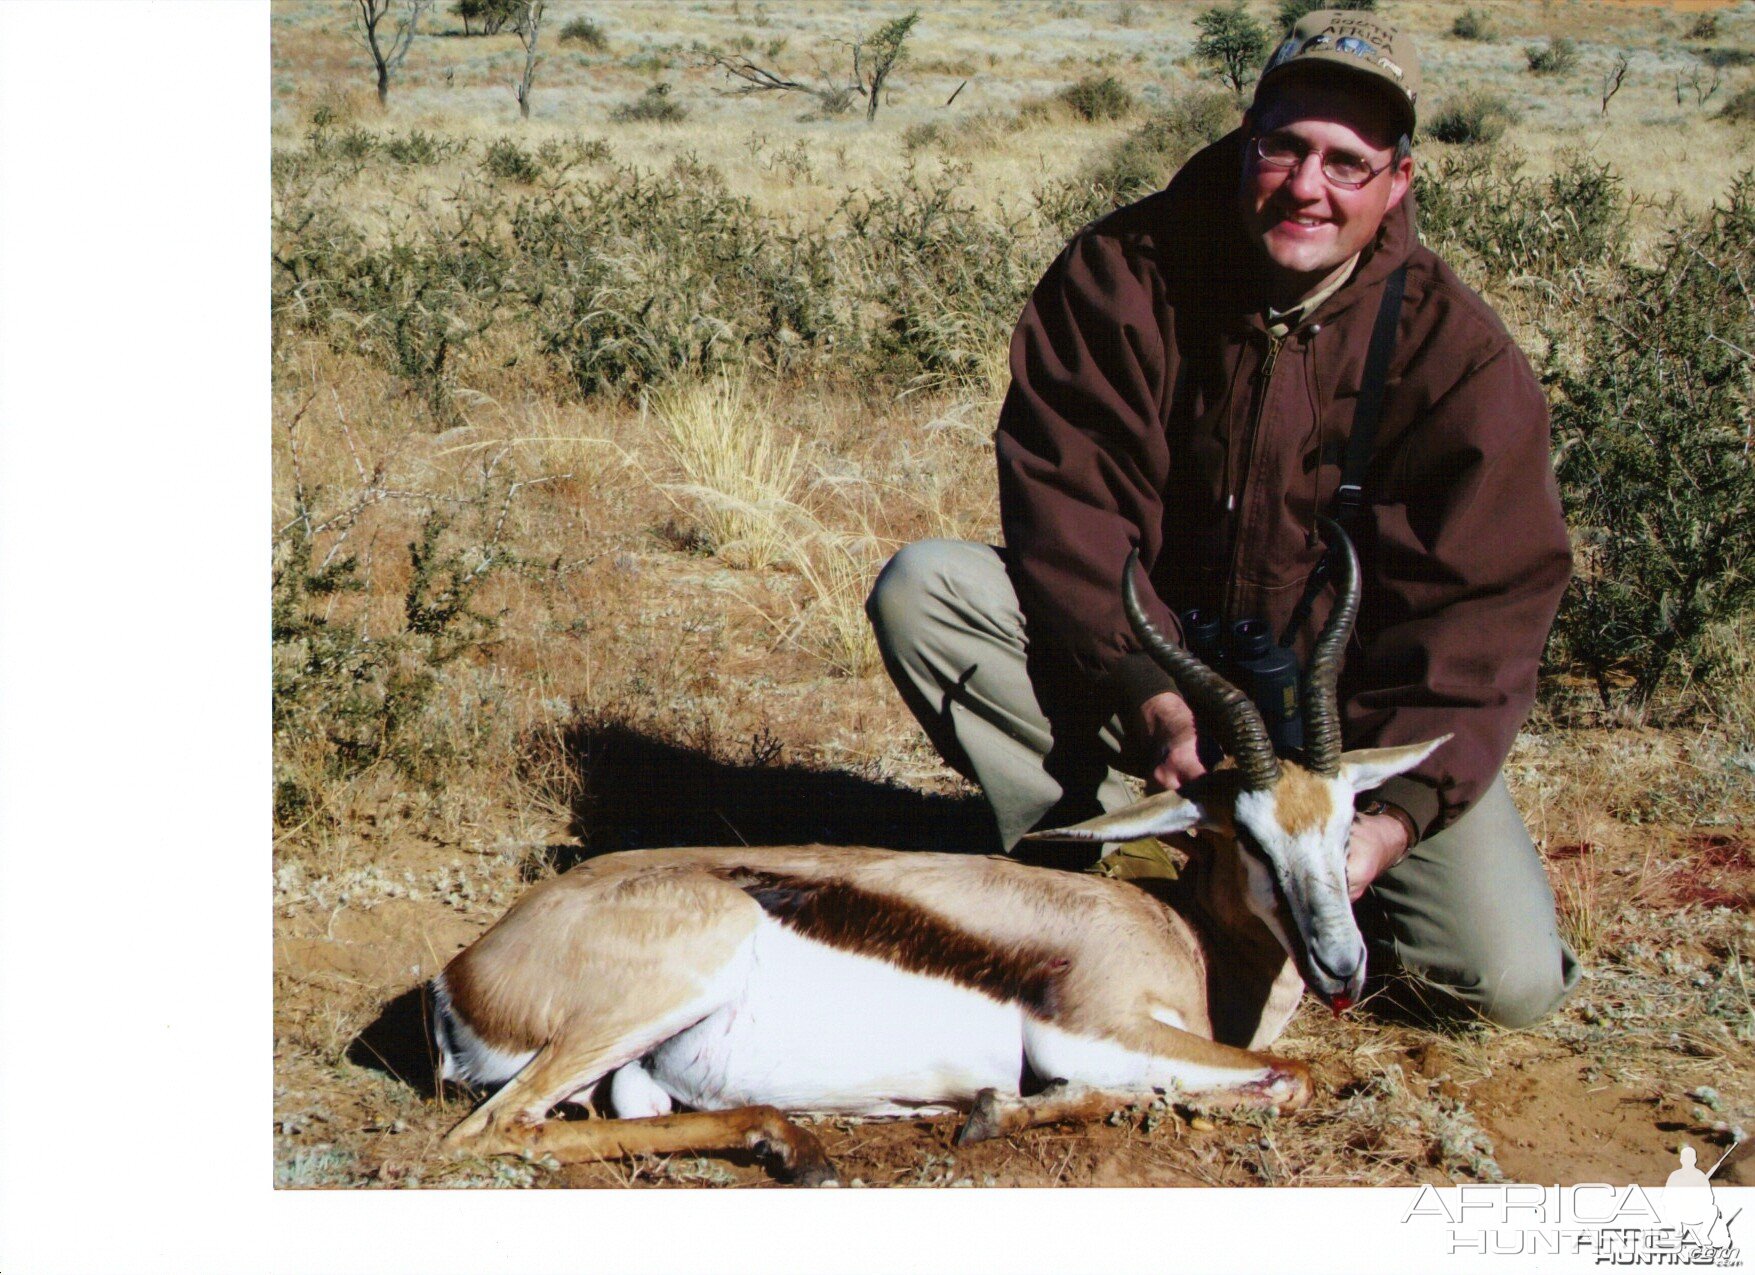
353 0 432 109
706 9 917 124
709 52 853 115
514 0 544 119
1599 52 1630 116
852 10 919 123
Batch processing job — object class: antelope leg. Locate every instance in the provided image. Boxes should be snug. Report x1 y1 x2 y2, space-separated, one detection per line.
467 1107 839 1187
956 1081 1140 1145
956 1055 1311 1146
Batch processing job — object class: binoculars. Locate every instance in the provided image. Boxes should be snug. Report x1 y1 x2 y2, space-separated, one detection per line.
1180 609 1304 761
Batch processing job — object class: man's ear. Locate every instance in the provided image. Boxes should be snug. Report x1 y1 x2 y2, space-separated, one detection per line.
1385 155 1414 211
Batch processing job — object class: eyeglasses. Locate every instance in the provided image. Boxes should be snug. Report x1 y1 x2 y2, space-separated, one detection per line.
1252 133 1393 191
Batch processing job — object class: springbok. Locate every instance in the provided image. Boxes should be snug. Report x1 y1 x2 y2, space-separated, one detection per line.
430 517 1445 1183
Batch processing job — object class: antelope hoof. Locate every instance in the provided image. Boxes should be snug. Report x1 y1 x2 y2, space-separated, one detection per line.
1263 1061 1312 1113
955 1088 1005 1146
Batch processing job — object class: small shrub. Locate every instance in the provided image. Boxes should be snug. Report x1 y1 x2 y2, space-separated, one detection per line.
381 129 457 166
1424 90 1512 145
482 135 544 182
1084 88 1235 207
902 120 947 152
558 15 609 49
1701 47 1755 69
1720 85 1755 124
611 83 689 124
1526 37 1579 75
1451 7 1494 40
1274 0 1373 31
1057 74 1138 122
1194 3 1269 94
1687 12 1720 41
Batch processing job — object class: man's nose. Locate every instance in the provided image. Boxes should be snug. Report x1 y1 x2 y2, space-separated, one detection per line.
1285 152 1328 200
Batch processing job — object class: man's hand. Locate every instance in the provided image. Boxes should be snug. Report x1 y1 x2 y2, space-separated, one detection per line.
1346 812 1411 901
1127 690 1207 794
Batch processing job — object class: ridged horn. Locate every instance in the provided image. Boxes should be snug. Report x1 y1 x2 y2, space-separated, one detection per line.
1300 515 1361 777
1122 549 1281 791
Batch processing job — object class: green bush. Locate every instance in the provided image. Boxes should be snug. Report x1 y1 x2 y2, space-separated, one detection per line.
1687 12 1720 40
482 136 544 183
1057 74 1137 122
1451 7 1494 40
273 502 507 825
1526 37 1579 75
558 15 609 49
1546 173 1755 708
382 129 461 166
1415 148 1627 282
611 83 689 124
1424 90 1512 145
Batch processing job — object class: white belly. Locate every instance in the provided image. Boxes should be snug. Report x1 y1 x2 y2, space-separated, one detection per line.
646 918 1026 1115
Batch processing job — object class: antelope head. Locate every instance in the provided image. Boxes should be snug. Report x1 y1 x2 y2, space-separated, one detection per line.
1026 517 1447 1012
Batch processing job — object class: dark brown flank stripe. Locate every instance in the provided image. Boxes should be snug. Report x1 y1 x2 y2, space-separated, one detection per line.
717 868 1068 1018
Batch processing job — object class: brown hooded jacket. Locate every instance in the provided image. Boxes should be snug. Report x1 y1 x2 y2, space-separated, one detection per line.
995 130 1571 838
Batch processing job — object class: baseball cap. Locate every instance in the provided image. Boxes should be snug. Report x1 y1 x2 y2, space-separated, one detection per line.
1253 10 1420 135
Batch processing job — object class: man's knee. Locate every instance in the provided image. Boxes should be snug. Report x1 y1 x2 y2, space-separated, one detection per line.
866 539 999 657
1376 932 1577 1029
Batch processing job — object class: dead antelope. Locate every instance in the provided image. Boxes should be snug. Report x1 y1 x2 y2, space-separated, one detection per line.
430 517 1445 1183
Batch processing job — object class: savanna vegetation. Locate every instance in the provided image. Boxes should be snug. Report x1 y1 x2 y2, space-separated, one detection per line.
273 0 1755 1191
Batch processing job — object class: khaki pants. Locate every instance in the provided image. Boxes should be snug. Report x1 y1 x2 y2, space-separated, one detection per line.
867 539 1581 1029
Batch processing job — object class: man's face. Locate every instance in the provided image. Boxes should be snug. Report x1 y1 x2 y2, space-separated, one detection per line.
1239 76 1413 304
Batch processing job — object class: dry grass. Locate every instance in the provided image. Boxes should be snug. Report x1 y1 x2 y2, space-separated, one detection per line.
272 0 1755 1193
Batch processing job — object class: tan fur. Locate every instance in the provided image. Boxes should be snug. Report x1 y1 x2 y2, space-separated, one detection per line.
1272 764 1336 838
437 836 1335 1176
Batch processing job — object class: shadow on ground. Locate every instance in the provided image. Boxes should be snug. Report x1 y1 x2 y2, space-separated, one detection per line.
532 715 1094 873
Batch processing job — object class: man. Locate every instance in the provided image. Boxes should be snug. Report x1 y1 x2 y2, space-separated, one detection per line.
867 12 1579 1028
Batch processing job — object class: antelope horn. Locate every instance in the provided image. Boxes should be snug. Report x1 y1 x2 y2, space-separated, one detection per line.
1122 549 1281 791
1300 515 1361 777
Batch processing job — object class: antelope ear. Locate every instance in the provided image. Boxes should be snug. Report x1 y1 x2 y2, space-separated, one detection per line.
1338 735 1452 794
1022 789 1206 844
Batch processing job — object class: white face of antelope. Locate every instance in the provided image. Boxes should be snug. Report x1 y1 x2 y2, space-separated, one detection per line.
1231 739 1449 1011
1026 736 1448 1013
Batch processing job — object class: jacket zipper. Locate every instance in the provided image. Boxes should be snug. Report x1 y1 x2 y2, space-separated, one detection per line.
1223 331 1285 621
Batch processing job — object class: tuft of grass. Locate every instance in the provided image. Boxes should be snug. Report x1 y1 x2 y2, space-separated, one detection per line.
1526 37 1580 76
558 15 608 50
611 83 688 124
1720 86 1755 124
654 376 802 571
1056 74 1137 123
1451 7 1494 41
1424 90 1513 145
783 521 888 678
